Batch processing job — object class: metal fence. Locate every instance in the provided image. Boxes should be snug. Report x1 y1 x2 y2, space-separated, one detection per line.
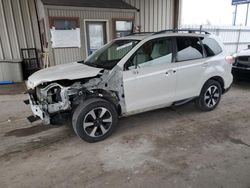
181 25 250 54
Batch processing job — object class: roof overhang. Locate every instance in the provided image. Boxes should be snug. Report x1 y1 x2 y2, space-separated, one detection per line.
41 0 137 10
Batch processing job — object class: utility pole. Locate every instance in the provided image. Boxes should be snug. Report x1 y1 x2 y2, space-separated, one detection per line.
233 4 238 26
245 3 249 26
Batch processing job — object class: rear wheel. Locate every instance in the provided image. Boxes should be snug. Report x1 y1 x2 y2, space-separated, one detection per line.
72 98 118 143
195 80 222 111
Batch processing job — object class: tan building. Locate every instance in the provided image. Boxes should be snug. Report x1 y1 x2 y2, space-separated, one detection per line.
0 0 181 81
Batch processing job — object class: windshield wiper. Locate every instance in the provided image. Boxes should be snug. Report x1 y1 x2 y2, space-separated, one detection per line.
77 60 84 64
82 61 102 68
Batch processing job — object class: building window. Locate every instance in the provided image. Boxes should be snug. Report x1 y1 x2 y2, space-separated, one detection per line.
49 17 79 30
113 19 134 38
49 17 81 48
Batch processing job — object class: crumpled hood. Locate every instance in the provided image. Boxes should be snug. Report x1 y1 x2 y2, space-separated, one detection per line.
27 62 103 89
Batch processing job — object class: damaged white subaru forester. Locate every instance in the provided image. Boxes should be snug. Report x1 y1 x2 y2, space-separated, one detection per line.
26 30 233 142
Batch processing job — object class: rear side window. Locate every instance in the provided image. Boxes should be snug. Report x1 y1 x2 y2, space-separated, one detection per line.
176 37 204 62
201 37 222 57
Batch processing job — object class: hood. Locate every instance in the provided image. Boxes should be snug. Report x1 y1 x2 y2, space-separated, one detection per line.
27 62 103 89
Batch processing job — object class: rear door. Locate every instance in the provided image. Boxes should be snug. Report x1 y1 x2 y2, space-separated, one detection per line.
174 36 207 100
123 37 177 112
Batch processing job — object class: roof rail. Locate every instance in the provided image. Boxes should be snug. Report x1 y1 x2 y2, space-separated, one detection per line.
153 29 210 35
126 32 154 36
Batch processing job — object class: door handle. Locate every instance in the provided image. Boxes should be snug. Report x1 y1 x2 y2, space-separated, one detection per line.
166 69 176 75
132 69 139 75
202 62 208 68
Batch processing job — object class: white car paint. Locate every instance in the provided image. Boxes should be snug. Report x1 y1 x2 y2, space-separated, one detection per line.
27 62 102 89
175 52 232 101
117 34 233 113
123 61 177 112
237 48 250 56
27 32 233 124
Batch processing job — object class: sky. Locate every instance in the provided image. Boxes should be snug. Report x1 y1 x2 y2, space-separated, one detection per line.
181 0 250 26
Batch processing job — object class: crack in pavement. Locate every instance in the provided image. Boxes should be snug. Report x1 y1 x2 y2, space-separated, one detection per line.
229 137 250 147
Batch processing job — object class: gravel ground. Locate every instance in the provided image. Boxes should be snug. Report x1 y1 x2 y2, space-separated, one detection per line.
0 82 250 188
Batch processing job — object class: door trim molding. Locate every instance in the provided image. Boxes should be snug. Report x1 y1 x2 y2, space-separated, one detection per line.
83 19 110 58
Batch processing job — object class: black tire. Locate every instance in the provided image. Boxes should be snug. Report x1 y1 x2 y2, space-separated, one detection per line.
195 80 222 111
72 98 118 143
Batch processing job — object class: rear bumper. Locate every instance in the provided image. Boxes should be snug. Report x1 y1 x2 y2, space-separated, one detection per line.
223 84 231 94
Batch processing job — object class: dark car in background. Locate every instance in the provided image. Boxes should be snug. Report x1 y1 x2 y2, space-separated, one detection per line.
232 46 250 81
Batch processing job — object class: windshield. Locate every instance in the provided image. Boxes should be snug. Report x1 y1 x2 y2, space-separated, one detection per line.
83 40 139 69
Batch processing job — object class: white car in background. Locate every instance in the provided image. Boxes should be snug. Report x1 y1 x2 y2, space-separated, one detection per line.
26 29 233 142
232 45 250 81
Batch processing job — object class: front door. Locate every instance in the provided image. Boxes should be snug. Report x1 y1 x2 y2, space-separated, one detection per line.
123 38 177 113
85 21 107 56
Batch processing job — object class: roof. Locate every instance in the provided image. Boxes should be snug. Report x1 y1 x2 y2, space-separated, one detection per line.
41 0 137 10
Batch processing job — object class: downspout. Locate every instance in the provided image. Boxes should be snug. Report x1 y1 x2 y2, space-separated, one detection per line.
173 0 180 29
34 0 43 53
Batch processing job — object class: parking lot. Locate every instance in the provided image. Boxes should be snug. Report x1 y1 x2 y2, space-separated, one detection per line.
0 82 250 188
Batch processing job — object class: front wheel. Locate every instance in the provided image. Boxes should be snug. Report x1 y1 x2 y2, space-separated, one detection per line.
195 80 222 111
72 98 118 143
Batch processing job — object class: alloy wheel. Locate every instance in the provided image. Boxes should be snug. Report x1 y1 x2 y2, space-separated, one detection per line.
204 85 220 108
83 107 112 138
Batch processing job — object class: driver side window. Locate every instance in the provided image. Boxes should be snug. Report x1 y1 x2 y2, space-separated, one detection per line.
125 38 173 70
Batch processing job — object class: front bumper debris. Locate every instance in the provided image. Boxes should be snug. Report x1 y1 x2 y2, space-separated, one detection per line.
27 115 40 123
26 94 50 125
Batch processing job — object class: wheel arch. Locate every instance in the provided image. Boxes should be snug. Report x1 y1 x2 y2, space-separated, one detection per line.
84 89 122 115
200 76 225 94
209 76 225 92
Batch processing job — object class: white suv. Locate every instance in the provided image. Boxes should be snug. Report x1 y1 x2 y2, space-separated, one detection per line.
26 30 233 142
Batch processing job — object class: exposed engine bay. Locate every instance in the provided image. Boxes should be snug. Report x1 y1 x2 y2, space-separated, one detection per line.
27 66 126 124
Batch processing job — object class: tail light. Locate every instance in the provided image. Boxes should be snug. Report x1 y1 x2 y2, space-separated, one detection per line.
226 55 234 65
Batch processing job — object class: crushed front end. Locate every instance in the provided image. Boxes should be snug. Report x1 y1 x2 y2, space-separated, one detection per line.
27 82 76 124
25 66 126 125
